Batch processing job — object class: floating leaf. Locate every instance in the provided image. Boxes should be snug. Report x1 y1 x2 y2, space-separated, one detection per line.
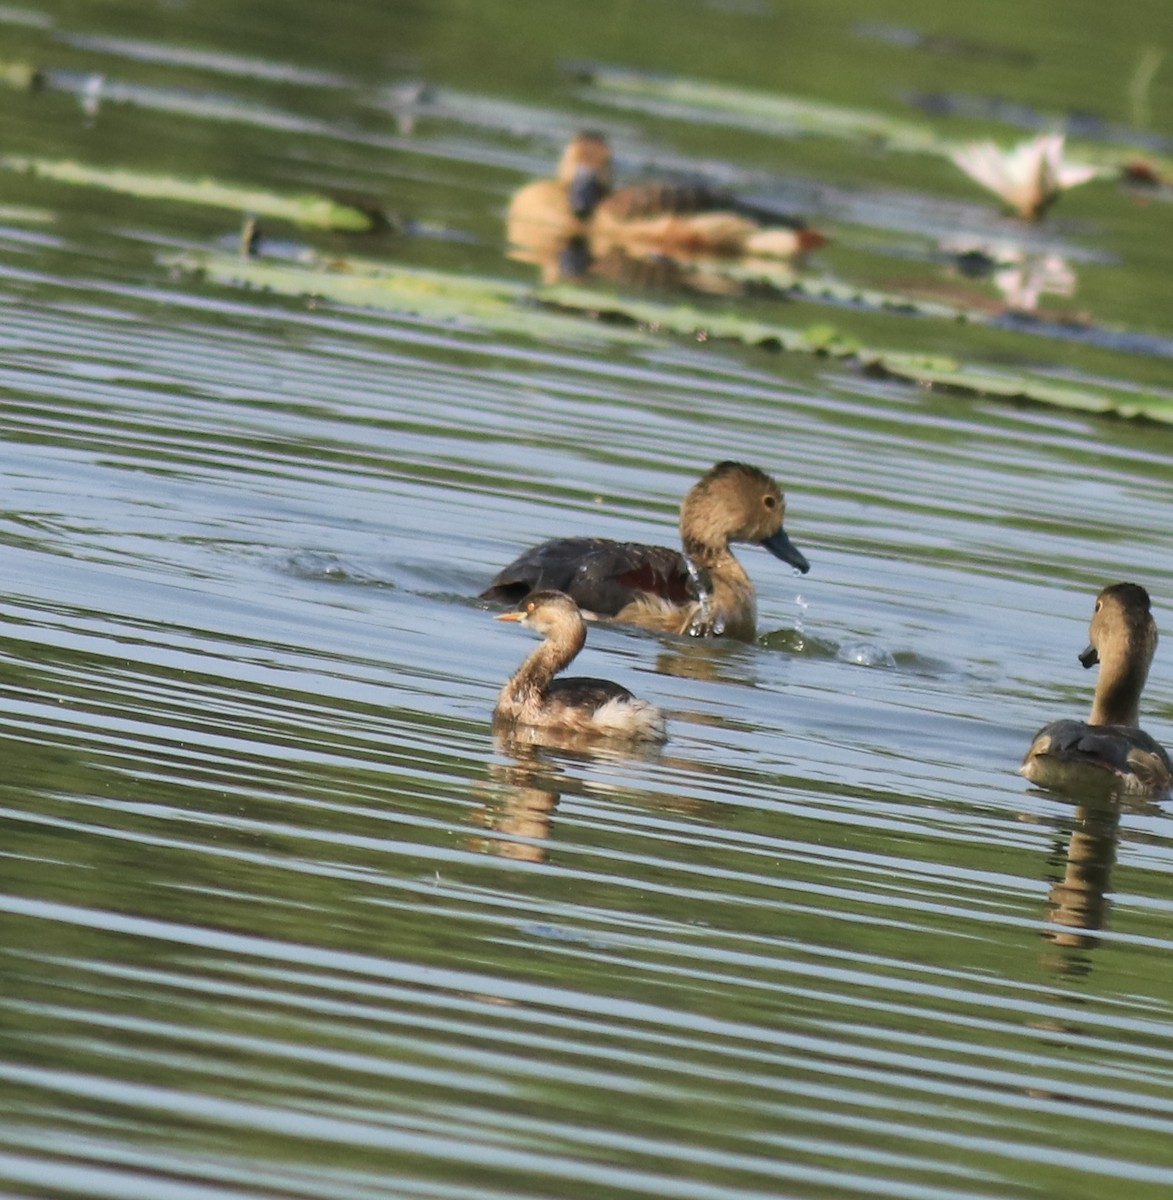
865 353 1173 420
532 284 1173 422
580 64 1173 180
170 250 1173 424
0 204 53 223
536 281 816 351
0 156 379 230
581 64 955 155
0 60 42 90
166 251 653 345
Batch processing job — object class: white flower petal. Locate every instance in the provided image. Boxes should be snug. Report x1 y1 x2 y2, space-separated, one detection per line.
950 133 1098 217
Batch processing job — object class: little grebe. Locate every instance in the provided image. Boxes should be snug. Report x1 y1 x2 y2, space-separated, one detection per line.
1020 583 1171 797
507 132 826 260
482 461 809 640
494 590 667 742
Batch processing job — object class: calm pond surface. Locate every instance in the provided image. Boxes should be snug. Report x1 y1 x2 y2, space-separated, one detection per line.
3 2 1173 1198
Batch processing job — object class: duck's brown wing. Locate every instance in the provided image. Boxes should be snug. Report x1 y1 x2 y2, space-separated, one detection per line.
602 182 813 230
601 182 732 221
546 676 634 708
1027 719 1172 790
480 536 701 614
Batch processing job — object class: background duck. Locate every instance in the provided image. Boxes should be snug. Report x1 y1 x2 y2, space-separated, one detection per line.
507 132 826 260
494 589 667 742
481 461 809 640
1020 582 1172 797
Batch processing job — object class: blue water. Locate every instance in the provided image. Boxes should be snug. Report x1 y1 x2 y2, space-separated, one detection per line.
2 3 1173 1197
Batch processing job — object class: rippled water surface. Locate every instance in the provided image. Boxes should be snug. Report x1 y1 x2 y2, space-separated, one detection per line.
3 2 1173 1197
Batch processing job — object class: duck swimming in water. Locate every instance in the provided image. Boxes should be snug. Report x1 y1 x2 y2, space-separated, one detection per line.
494 590 667 742
1020 582 1171 797
507 132 826 260
481 461 809 641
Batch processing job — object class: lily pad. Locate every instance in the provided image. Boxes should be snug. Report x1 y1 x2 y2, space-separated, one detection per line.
865 353 1173 420
0 60 42 90
579 64 1173 180
579 64 957 155
167 251 653 345
0 204 54 223
0 156 380 231
169 249 1173 424
541 282 1173 419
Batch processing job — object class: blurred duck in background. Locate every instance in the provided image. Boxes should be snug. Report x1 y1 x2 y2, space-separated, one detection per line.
507 132 826 271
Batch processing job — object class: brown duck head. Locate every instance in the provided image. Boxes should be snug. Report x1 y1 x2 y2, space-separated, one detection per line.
1082 582 1159 727
679 461 809 572
558 132 613 219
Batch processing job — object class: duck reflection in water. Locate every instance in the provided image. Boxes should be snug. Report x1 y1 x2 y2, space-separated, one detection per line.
1035 781 1163 984
507 131 824 287
1037 799 1120 974
469 741 561 863
1020 583 1171 798
482 462 809 641
520 232 797 297
470 734 665 863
